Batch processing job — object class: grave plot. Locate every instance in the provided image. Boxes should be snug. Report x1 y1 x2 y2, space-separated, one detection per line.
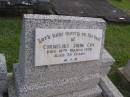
3 14 123 97
51 0 130 23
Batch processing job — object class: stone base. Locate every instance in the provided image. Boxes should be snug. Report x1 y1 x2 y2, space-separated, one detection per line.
8 49 119 97
54 85 102 97
9 75 124 97
13 64 101 97
8 49 116 97
118 67 130 82
8 75 102 97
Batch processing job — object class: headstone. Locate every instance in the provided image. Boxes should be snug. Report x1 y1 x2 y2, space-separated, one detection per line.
119 59 130 82
0 54 7 95
9 14 116 97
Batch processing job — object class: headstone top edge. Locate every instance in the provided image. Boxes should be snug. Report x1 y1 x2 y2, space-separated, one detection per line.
23 14 106 22
0 54 6 65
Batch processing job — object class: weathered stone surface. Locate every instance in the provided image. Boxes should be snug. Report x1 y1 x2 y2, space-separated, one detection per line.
54 85 102 97
13 48 115 97
101 49 115 66
99 76 124 97
0 81 7 93
18 14 106 85
14 64 101 97
8 74 102 97
9 76 124 97
100 49 115 76
0 54 7 79
0 54 7 94
18 60 103 84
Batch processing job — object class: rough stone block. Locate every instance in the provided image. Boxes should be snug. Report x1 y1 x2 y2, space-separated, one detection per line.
54 85 102 97
101 49 115 67
18 14 106 84
0 81 7 93
13 48 115 97
99 49 115 76
0 54 7 80
0 54 7 93
18 61 102 84
100 66 111 76
8 74 102 97
14 64 101 97
15 49 114 85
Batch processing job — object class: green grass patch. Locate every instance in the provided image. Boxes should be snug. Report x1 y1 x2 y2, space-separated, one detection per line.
108 0 130 10
105 23 130 67
0 17 21 72
105 23 130 97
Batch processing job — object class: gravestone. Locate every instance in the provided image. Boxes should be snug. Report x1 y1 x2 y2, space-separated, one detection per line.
8 14 119 97
0 54 7 96
119 59 130 82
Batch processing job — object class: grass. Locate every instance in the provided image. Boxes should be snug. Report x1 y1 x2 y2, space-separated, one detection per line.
105 23 130 67
0 17 21 72
108 0 130 10
105 23 130 97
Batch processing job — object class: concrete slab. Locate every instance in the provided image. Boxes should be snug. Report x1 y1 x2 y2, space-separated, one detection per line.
8 74 102 97
118 67 130 83
51 0 130 23
99 76 124 97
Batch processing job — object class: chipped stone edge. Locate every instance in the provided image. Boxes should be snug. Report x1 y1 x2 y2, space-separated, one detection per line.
23 14 106 22
99 76 124 97
101 49 115 66
118 67 130 82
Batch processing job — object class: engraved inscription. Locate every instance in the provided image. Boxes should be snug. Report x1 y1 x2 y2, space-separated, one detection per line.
35 29 103 66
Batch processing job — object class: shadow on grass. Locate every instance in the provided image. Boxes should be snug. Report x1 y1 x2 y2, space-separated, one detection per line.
109 68 130 97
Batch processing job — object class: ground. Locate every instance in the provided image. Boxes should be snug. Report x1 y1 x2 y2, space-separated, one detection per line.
0 0 130 97
106 23 130 97
109 0 130 10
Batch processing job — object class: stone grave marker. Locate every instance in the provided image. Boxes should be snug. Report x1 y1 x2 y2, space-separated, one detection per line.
0 54 7 96
35 28 103 66
9 14 117 97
